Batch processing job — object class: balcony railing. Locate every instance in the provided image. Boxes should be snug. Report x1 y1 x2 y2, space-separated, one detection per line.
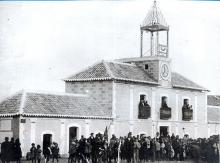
138 104 151 119
182 109 193 121
160 107 171 120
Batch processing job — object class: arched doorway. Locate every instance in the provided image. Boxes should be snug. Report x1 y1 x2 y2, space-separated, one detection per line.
43 134 52 155
69 127 78 150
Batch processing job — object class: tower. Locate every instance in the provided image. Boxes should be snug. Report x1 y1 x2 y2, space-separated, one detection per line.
139 0 171 86
140 0 169 57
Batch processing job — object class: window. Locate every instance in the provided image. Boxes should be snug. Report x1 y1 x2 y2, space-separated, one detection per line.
138 94 151 119
0 119 12 131
145 64 149 70
182 98 193 121
160 96 171 120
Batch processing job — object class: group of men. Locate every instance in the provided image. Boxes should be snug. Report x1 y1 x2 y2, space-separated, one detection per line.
68 132 220 163
0 137 22 163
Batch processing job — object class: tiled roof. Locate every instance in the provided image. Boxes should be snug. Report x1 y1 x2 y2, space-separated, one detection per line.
65 61 158 84
65 60 207 91
208 107 220 122
171 72 208 91
0 92 23 114
0 91 112 119
207 95 220 106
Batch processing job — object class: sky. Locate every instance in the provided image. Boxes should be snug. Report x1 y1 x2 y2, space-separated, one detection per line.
0 0 220 100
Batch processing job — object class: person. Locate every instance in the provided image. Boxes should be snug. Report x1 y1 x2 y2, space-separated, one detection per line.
160 139 166 161
88 133 96 163
44 146 51 163
133 138 141 163
108 135 118 163
124 133 134 163
84 139 91 162
36 145 42 163
30 143 37 163
172 136 180 160
69 138 78 163
9 138 15 162
78 136 86 162
14 139 22 163
51 142 59 163
138 98 151 119
1 137 11 163
155 139 161 161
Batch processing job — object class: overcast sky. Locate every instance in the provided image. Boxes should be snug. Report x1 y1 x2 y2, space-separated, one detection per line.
0 0 220 99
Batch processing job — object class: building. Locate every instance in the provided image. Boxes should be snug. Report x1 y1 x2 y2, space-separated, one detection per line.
0 1 219 156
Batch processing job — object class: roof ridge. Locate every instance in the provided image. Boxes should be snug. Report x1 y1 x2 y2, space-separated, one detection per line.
19 90 26 114
103 61 115 79
106 60 137 67
63 60 105 81
24 89 88 97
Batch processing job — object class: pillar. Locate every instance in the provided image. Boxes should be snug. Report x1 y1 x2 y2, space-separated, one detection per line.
60 119 66 155
151 90 156 120
129 86 134 121
30 118 37 144
194 95 198 122
85 120 91 138
175 94 179 121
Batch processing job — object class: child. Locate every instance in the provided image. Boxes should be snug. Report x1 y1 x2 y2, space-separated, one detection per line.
30 143 37 163
36 145 42 163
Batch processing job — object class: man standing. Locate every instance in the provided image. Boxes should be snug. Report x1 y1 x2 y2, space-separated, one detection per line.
1 137 11 163
133 138 141 163
124 133 134 163
89 133 96 163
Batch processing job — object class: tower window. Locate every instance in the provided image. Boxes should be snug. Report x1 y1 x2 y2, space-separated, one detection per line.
145 64 149 70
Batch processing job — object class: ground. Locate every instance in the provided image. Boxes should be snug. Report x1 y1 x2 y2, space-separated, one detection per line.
22 158 200 163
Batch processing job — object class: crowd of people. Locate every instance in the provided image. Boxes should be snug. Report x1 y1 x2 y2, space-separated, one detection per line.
28 142 59 163
68 132 219 163
0 137 22 163
0 132 219 163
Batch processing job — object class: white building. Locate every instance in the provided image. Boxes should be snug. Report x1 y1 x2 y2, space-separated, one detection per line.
0 1 219 156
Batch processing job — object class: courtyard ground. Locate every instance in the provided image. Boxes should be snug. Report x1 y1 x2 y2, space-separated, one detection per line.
22 158 202 163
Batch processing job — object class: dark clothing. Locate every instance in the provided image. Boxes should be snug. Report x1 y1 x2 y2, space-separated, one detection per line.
124 138 134 163
14 142 22 162
9 141 15 161
51 146 59 162
1 141 11 162
30 146 37 163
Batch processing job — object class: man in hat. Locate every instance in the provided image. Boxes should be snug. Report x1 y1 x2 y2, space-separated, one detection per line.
1 137 11 163
30 143 37 163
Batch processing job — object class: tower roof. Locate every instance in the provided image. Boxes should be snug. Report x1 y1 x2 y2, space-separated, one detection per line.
141 0 169 32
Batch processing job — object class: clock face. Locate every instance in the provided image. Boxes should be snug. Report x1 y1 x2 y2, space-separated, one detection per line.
160 63 169 80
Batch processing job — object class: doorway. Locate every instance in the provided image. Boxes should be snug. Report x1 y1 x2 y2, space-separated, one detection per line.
43 134 52 155
69 127 78 149
160 126 169 137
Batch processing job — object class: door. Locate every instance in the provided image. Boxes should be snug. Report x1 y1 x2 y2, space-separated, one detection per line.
43 134 52 155
160 126 168 137
69 127 78 150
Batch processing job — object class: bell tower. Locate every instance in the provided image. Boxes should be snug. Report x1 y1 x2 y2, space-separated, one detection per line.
140 0 169 57
139 0 171 86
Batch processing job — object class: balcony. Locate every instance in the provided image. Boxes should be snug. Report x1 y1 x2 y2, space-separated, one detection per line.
160 107 171 120
138 103 151 119
182 108 193 121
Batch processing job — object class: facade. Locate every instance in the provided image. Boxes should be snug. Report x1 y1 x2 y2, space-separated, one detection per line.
0 1 219 157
